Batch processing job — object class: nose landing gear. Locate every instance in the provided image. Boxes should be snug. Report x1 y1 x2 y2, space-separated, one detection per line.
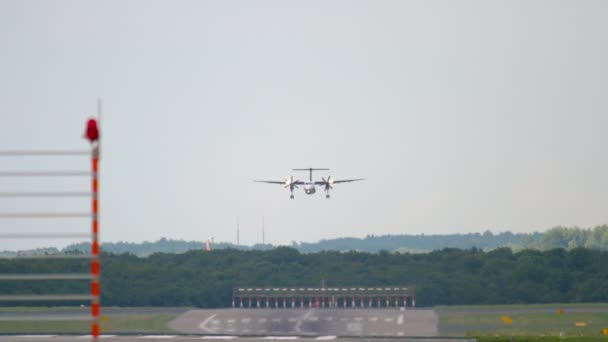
290 193 294 199
326 193 330 199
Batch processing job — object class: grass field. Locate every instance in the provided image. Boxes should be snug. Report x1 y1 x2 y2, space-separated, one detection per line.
438 304 608 337
1 304 608 337
0 310 178 334
475 337 608 342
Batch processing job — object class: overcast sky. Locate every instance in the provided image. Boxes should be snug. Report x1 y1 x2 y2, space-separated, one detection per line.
1 1 607 250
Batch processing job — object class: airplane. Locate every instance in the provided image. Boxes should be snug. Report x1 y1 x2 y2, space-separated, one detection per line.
255 168 364 199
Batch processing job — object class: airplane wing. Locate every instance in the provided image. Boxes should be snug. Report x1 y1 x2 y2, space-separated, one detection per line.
254 180 306 185
314 178 365 185
254 180 286 185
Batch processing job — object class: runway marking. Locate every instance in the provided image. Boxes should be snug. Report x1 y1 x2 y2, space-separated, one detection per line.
211 319 221 325
227 319 236 324
397 314 404 325
241 318 251 323
287 317 297 322
242 328 251 333
295 308 315 333
199 314 218 333
307 316 319 321
271 318 281 322
323 316 333 321
397 332 405 336
202 336 237 340
137 336 176 339
315 336 337 340
353 317 363 321
339 317 348 322
78 335 116 339
257 330 267 334
369 317 378 321
263 337 298 340
258 318 268 323
384 317 394 322
226 328 236 333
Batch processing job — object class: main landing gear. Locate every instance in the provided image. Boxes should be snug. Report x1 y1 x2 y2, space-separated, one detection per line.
326 193 330 199
290 193 294 199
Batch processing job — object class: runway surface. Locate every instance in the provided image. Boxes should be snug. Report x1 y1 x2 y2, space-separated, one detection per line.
0 336 470 342
169 309 438 337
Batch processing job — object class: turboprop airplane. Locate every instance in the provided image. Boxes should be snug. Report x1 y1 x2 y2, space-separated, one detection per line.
255 168 364 199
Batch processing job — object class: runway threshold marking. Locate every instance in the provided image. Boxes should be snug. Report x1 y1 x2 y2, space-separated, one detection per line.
384 317 394 322
199 313 218 333
78 335 116 339
262 337 299 340
315 336 337 340
397 314 404 325
202 336 237 339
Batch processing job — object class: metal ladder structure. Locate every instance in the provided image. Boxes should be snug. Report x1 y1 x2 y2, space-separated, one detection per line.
0 118 101 339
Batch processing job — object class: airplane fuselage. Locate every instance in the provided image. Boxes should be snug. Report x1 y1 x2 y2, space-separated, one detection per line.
303 182 316 195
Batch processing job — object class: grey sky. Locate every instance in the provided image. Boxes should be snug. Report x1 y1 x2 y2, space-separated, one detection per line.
1 1 607 250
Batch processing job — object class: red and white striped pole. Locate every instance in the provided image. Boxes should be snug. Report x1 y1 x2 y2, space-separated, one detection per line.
88 119 101 339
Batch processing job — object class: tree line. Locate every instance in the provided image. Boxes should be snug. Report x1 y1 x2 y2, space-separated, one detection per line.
0 247 607 307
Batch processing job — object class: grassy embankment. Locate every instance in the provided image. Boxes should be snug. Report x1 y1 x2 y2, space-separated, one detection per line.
0 307 177 333
437 304 608 338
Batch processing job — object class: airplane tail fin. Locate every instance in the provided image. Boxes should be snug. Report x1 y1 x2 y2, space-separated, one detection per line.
292 168 330 181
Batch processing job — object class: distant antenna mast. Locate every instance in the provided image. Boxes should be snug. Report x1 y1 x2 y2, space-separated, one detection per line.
237 216 240 245
262 216 265 245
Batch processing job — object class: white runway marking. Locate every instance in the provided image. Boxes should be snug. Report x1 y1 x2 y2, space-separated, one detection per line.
287 317 297 322
295 309 315 333
397 314 404 325
78 335 116 339
199 314 218 333
258 318 267 323
271 318 281 323
227 319 236 323
241 318 251 323
369 317 378 322
202 336 237 340
398 332 405 336
339 317 348 322
137 336 176 339
315 336 337 340
384 317 394 322
226 328 236 333
324 317 333 321
211 320 221 325
263 337 298 340
307 316 319 321
353 317 363 321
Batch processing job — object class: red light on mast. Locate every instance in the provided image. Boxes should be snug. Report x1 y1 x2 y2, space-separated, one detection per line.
85 119 99 143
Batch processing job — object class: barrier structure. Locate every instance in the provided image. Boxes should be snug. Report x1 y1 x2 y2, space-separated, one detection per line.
0 118 101 339
232 286 415 309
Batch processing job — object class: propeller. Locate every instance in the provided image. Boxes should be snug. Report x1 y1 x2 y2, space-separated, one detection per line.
321 176 334 191
283 176 299 190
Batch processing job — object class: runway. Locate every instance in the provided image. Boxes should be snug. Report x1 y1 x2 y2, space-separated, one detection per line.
169 309 438 337
0 336 469 342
